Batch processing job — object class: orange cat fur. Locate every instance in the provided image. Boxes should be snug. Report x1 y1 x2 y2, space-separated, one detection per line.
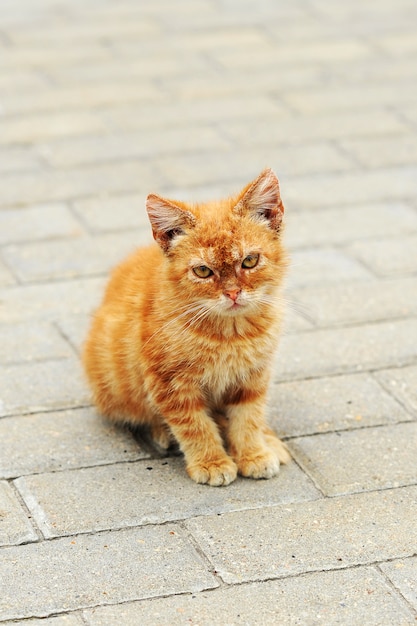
83 168 290 486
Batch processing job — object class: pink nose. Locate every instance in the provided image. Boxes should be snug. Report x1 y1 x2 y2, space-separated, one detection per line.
224 288 241 302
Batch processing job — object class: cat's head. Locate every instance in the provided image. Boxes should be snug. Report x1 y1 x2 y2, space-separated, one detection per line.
146 168 288 319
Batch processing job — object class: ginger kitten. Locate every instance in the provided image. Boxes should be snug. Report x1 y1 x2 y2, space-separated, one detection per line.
83 168 290 486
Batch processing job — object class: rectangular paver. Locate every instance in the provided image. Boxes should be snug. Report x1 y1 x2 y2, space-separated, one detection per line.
0 203 84 245
380 556 417 612
15 457 320 538
290 422 417 496
0 481 38 547
0 525 218 621
285 202 417 248
0 321 74 365
2 231 148 282
288 276 417 327
84 566 416 626
375 365 417 418
0 358 90 417
348 234 417 276
0 407 147 479
269 372 411 437
186 486 417 584
274 319 417 381
0 277 106 324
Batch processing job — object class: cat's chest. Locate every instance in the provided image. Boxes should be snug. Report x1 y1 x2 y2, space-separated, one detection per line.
200 335 273 395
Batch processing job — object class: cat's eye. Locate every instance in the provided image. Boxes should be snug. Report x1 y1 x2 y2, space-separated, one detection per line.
193 265 213 278
242 254 259 269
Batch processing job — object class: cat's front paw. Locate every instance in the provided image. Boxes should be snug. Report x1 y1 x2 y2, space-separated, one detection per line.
237 449 280 480
187 457 238 486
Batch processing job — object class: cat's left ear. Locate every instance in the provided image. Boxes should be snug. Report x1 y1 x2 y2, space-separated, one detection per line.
234 168 284 231
146 194 196 253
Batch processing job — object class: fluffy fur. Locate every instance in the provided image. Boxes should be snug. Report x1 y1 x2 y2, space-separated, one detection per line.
83 168 290 486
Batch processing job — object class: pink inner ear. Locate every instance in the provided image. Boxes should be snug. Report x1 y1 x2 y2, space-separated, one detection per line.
236 168 284 228
146 194 196 252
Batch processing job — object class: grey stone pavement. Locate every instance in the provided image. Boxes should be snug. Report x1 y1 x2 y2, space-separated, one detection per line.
0 0 417 623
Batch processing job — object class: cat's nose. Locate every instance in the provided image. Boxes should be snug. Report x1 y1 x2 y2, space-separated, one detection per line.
224 288 241 302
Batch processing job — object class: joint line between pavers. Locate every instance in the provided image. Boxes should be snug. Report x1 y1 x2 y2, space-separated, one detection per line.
8 478 45 543
376 561 417 618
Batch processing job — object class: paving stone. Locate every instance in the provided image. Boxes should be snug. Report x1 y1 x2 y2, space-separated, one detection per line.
84 566 416 626
274 319 417 381
0 407 147 479
341 134 417 169
285 202 417 249
288 248 372 288
99 96 287 132
0 160 161 208
288 276 417 327
269 373 410 438
348 234 417 276
7 16 159 46
56 313 91 355
221 110 409 146
381 556 417 612
2 230 149 282
0 204 84 245
0 259 16 286
0 358 90 417
375 365 417 418
282 83 417 114
162 64 325 99
159 143 355 188
0 525 218 621
0 276 106 324
213 39 376 71
15 457 320 538
49 54 214 86
73 193 150 233
0 43 111 71
0 147 43 173
38 126 230 168
0 111 108 145
0 321 74 365
1 82 162 116
291 422 417 496
0 481 37 546
185 486 417 584
283 166 417 210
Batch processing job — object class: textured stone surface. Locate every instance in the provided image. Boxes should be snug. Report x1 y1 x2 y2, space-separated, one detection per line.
288 276 417 327
274 320 417 381
0 408 147 479
381 556 417 612
375 365 417 417
84 566 416 626
186 487 417 584
0 203 83 245
285 202 417 248
15 458 320 538
0 321 74 365
348 234 417 276
0 481 37 547
269 373 410 437
1 0 417 622
2 230 149 282
0 526 217 621
290 422 417 496
0 358 90 417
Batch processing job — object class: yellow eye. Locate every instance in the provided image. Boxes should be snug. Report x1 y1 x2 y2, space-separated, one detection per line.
193 265 213 278
242 254 259 269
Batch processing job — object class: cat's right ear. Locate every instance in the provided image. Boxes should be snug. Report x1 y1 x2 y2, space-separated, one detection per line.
146 194 196 253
